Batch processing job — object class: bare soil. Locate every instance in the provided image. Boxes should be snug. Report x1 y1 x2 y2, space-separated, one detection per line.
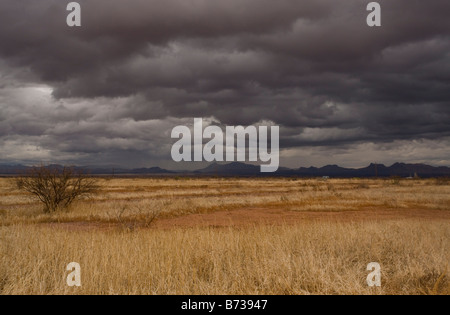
40 207 450 231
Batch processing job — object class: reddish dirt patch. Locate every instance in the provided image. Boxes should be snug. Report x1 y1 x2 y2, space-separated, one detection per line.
38 208 450 231
154 208 450 229
41 222 115 232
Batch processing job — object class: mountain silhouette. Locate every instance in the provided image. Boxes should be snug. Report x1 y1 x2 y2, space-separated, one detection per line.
1 162 449 177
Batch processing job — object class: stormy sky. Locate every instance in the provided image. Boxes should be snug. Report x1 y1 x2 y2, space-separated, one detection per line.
0 0 449 169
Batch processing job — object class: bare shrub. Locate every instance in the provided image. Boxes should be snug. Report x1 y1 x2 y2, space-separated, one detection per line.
114 206 136 232
16 165 98 213
139 208 160 228
0 209 6 227
112 205 161 232
390 176 402 185
356 182 370 189
435 177 450 186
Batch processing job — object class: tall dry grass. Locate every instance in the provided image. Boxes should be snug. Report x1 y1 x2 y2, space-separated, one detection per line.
0 220 448 295
0 177 449 295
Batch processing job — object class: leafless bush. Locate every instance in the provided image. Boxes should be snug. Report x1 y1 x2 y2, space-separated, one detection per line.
356 182 370 189
113 205 161 232
390 176 402 185
434 177 450 186
140 208 160 228
16 165 98 213
0 209 6 226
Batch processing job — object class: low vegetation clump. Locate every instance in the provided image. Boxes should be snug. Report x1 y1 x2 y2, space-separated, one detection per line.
16 166 97 213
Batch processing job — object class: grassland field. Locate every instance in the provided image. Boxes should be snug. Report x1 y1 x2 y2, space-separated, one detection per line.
0 177 449 295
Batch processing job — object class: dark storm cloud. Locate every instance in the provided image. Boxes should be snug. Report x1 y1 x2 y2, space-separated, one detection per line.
0 0 449 167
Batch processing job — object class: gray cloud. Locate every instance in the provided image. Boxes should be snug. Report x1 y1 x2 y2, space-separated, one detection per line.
0 0 449 168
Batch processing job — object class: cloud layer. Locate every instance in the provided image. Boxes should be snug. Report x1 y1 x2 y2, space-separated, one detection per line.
0 0 449 168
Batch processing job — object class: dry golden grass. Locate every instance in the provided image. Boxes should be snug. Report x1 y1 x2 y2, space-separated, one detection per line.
0 221 448 295
0 177 449 295
1 177 449 225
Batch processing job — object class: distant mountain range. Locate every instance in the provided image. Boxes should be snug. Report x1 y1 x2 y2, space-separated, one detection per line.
1 162 449 178
194 162 450 177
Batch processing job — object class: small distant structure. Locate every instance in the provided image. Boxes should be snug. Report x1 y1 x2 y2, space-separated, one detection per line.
406 172 419 179
322 176 330 180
